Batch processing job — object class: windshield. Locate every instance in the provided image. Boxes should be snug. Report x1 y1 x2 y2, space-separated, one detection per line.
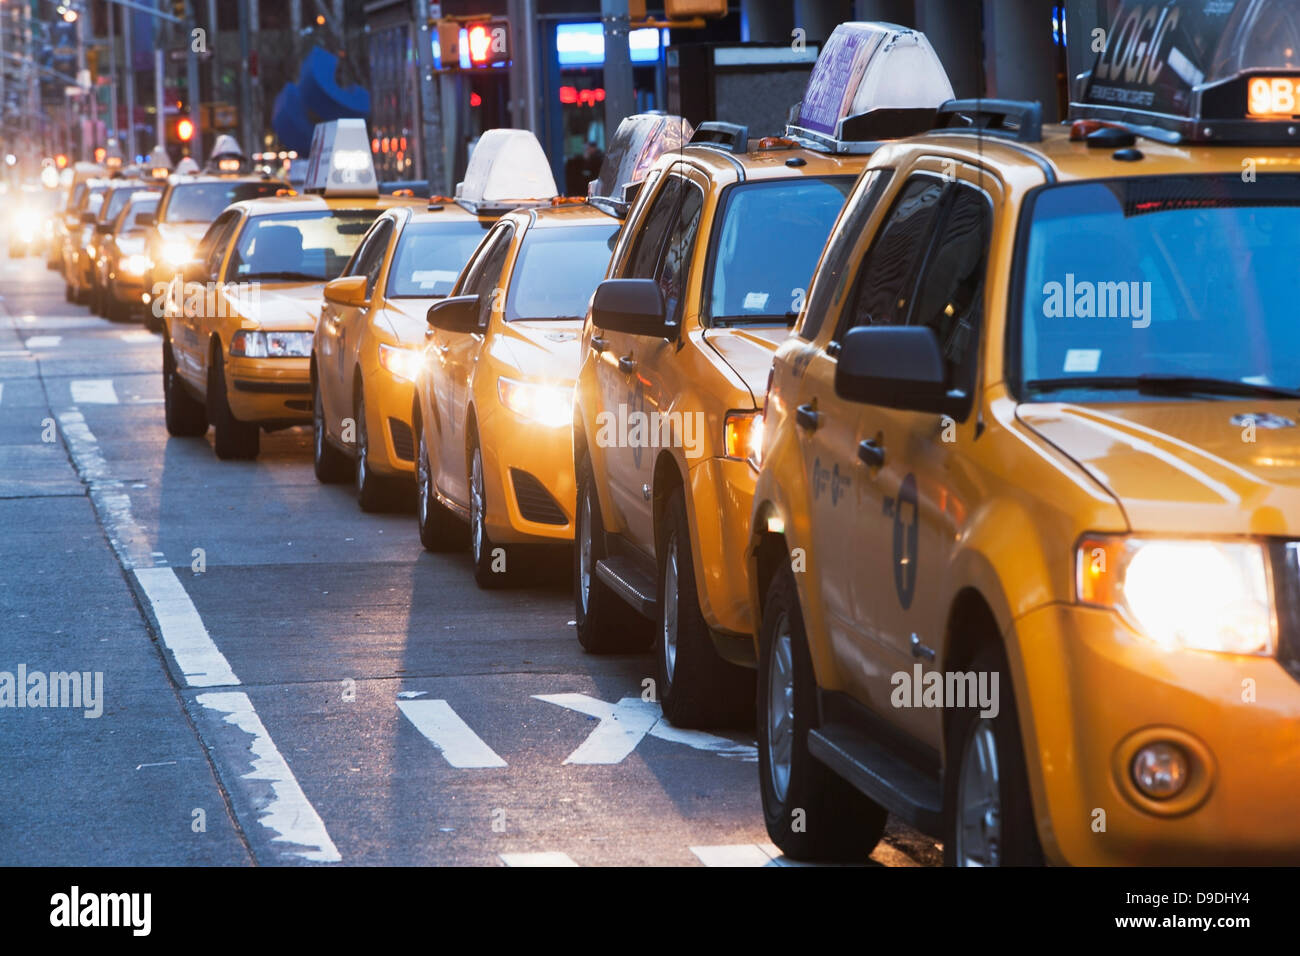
706 176 854 325
118 197 159 232
386 220 489 298
163 181 282 223
228 210 379 282
505 223 619 321
1016 175 1300 401
100 186 144 223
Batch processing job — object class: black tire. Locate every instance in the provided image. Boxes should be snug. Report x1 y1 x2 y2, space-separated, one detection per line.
653 489 754 728
163 336 208 437
355 387 394 512
572 453 651 652
64 281 74 304
758 562 888 861
943 642 1044 867
468 441 509 588
416 414 466 551
312 373 351 483
207 348 259 460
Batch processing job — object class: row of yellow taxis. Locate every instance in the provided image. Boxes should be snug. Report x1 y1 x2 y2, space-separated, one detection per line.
153 0 1299 866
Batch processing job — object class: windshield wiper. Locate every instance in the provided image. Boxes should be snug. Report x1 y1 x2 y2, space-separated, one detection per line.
1025 375 1300 400
238 271 322 282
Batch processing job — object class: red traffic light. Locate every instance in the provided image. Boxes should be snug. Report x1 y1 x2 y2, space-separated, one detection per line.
55 154 68 169
467 24 492 65
464 19 509 67
177 118 195 142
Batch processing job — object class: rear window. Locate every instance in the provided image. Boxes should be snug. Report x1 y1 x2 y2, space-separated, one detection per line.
386 220 490 298
505 223 619 321
163 181 283 223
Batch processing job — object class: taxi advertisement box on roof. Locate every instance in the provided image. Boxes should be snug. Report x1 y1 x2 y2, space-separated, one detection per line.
797 26 885 135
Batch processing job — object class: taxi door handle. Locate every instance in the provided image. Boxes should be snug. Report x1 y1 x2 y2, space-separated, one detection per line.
858 438 885 468
592 335 609 353
795 404 820 431
618 355 637 374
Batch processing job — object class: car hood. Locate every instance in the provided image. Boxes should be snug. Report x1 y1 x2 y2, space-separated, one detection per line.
225 282 325 332
702 324 788 406
493 319 583 383
1018 400 1300 536
156 222 210 244
381 298 439 346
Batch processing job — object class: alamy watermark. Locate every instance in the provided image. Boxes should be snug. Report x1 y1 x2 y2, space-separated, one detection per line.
0 665 103 718
1042 273 1152 329
594 404 706 459
890 663 999 719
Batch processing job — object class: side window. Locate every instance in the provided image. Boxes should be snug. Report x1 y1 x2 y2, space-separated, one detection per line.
835 176 945 341
624 175 685 279
800 168 892 341
908 184 991 396
347 219 393 298
462 226 513 327
655 182 705 325
200 212 240 279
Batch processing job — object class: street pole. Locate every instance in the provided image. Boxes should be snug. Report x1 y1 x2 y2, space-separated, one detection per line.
154 48 165 149
185 0 202 159
290 0 302 77
600 0 634 143
506 0 539 134
249 0 261 153
108 1 118 145
413 0 444 194
207 0 219 124
238 0 253 155
123 4 136 160
76 9 88 158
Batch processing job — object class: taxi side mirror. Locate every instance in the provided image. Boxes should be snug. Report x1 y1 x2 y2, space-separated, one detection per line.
591 279 671 339
80 211 97 224
834 326 951 413
181 259 209 284
426 294 482 334
136 212 156 227
94 222 113 235
324 275 368 308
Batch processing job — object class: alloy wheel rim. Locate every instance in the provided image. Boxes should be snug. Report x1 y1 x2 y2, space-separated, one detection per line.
578 492 592 615
355 398 368 491
471 450 484 562
766 615 795 804
313 385 325 460
956 721 1002 866
417 433 430 527
661 537 679 686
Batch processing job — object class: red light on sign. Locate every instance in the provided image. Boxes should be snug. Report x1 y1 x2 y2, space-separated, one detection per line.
468 25 492 65
559 86 606 107
177 118 195 142
470 92 482 107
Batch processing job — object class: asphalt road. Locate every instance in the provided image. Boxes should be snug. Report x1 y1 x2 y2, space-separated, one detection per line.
0 255 941 867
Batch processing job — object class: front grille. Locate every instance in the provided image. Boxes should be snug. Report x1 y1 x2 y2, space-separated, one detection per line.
510 468 567 525
1274 541 1300 683
388 418 415 462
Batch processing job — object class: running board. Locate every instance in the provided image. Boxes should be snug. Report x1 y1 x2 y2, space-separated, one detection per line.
595 556 657 619
808 724 944 835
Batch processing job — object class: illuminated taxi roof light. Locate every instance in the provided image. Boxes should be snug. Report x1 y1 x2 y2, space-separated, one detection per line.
787 22 954 154
587 113 693 218
303 119 379 198
454 128 557 214
175 157 200 175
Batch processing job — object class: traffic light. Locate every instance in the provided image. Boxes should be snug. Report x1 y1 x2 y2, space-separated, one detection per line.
177 118 195 142
664 0 728 16
464 18 510 68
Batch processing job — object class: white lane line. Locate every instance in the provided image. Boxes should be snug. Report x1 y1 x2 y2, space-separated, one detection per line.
500 852 578 867
70 379 119 404
533 693 758 765
0 383 4 405
26 335 61 348
195 691 342 864
0 349 31 357
397 699 507 768
691 844 785 867
134 567 240 687
119 330 154 343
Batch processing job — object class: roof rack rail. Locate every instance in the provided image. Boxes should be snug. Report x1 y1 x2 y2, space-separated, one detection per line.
689 121 749 154
934 99 1042 143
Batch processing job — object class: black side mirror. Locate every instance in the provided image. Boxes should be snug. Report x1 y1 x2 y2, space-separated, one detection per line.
591 279 671 339
834 326 953 414
94 222 113 234
426 294 482 334
136 212 156 227
80 211 97 224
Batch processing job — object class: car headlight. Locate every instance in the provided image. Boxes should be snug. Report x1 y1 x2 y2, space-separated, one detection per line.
497 377 572 428
229 330 313 358
724 410 764 470
377 343 424 384
1076 536 1275 655
122 254 150 276
160 239 193 268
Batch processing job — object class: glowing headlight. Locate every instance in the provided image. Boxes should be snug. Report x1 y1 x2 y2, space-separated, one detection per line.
122 254 150 276
377 343 424 383
160 239 193 268
497 377 572 428
724 410 764 469
1077 536 1275 655
229 330 313 358
14 211 37 240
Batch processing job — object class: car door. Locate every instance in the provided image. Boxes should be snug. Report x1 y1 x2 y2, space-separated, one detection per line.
176 210 241 386
333 217 396 430
791 172 946 712
597 170 686 540
430 222 513 508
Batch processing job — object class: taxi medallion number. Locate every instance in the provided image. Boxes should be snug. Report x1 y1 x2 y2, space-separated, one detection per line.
1247 76 1300 119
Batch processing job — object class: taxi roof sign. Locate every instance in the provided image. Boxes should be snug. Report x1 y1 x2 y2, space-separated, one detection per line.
175 156 200 175
588 112 693 218
303 119 379 198
1074 0 1300 144
454 128 557 214
788 22 954 153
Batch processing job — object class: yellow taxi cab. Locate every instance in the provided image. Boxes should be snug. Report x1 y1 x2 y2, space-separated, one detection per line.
416 117 689 586
309 132 554 510
746 0 1300 866
160 119 422 459
93 190 160 322
87 180 153 316
572 23 953 726
63 179 112 303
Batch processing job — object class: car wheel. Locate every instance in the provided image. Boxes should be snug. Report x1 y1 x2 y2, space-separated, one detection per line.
943 642 1043 866
163 336 208 437
572 453 650 652
654 489 754 728
416 419 466 551
354 387 395 512
64 282 74 304
468 442 508 589
207 348 259 460
312 374 351 483
758 562 888 861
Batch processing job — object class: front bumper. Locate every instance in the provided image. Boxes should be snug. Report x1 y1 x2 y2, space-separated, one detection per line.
685 456 758 643
478 402 575 545
225 355 312 424
1015 602 1300 865
359 370 417 478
